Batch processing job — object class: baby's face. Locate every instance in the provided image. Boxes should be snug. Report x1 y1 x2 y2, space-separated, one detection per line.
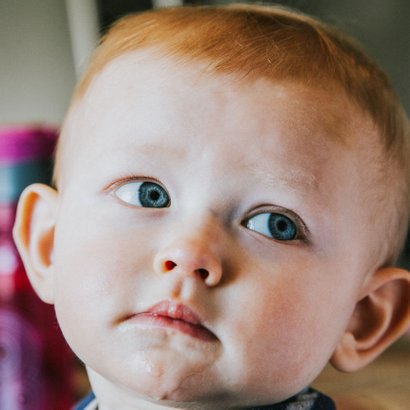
54 51 378 407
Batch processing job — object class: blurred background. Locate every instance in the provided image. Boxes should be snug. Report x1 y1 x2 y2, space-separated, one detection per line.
0 1 409 409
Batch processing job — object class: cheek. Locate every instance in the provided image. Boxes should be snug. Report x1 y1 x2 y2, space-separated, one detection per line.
53 207 156 291
223 260 355 398
53 228 127 300
51 219 152 355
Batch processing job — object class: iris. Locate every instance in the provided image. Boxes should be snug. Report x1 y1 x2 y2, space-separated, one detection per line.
138 182 170 208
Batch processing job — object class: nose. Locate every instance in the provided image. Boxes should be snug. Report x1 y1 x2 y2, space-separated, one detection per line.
153 239 223 287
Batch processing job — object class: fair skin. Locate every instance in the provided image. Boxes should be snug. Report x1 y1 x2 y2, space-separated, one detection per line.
14 51 410 409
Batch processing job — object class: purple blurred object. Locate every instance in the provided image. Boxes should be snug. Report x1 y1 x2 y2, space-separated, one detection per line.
0 125 57 206
0 125 57 164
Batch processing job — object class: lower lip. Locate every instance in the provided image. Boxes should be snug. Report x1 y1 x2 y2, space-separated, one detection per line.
124 313 217 342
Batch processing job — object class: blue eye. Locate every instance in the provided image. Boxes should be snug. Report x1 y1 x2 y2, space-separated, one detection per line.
245 212 297 241
114 181 170 208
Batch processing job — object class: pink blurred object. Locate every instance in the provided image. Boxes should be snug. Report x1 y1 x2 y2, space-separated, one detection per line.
0 125 56 163
0 125 74 409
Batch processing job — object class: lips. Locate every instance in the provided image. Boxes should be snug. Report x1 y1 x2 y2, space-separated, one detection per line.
124 301 217 342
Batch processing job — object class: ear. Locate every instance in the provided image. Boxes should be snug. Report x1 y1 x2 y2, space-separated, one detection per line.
13 183 58 304
330 267 410 372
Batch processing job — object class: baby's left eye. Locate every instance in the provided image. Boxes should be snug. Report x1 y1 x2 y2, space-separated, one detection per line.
244 212 298 241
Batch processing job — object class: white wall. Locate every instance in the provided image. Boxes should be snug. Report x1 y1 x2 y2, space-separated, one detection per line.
0 0 76 125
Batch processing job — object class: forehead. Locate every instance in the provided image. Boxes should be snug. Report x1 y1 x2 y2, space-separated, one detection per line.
62 50 368 181
78 49 352 132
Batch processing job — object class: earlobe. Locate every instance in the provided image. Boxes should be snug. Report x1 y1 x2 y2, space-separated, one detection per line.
331 267 410 372
13 183 59 304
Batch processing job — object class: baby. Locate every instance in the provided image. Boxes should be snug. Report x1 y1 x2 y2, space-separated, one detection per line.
13 4 410 409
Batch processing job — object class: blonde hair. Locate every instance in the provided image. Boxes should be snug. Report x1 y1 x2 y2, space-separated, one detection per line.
56 4 409 264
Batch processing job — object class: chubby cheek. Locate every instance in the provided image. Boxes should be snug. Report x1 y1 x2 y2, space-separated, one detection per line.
51 218 153 361
223 261 353 401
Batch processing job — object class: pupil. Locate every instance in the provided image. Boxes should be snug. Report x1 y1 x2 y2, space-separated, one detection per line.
276 220 288 232
149 190 160 201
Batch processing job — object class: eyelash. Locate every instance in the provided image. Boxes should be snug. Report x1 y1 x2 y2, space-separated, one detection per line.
105 175 161 190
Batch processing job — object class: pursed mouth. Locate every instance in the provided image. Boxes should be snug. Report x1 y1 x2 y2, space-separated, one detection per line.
122 301 218 342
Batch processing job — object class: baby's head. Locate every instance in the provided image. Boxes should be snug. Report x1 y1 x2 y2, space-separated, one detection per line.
14 4 410 408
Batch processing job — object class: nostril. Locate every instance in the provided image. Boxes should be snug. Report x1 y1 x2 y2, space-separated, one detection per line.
164 260 177 272
195 268 209 280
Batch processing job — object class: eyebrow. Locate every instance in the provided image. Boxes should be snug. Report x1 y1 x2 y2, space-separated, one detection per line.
124 141 188 161
247 162 321 194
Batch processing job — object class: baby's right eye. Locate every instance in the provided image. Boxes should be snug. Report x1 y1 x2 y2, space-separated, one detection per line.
114 181 170 208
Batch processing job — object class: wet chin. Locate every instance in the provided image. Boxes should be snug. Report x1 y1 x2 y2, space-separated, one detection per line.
142 356 210 400
106 347 221 403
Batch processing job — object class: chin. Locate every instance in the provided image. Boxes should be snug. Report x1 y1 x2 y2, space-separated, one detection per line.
125 371 233 408
134 377 214 403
